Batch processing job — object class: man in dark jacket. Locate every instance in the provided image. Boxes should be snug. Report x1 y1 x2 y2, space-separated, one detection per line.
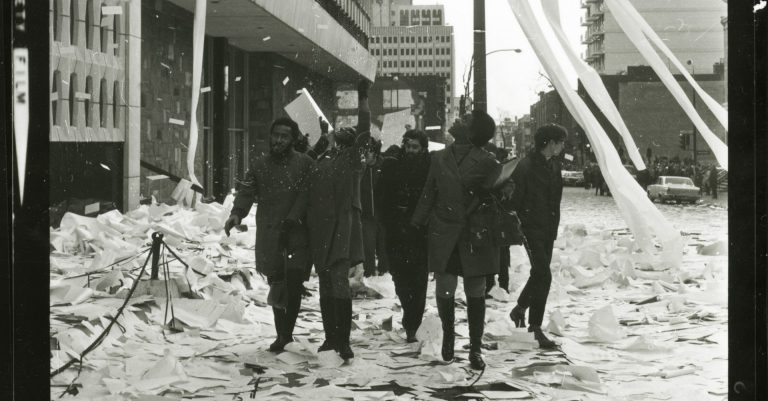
507 124 566 349
307 80 371 361
224 117 314 353
377 129 431 343
412 110 503 370
361 139 390 277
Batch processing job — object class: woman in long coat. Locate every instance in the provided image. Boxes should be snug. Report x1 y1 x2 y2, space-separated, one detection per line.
411 110 502 370
307 80 371 361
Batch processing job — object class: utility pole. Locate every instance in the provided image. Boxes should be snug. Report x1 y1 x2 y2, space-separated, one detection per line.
473 0 487 112
687 60 697 165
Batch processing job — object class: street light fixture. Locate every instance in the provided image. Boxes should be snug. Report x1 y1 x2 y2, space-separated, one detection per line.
463 48 523 113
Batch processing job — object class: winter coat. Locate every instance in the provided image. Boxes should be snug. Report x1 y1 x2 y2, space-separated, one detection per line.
307 139 370 272
509 152 563 242
361 158 384 219
377 151 431 252
411 144 501 278
231 150 314 278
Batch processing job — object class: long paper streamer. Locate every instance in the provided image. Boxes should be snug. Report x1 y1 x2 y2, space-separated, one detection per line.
541 0 645 170
604 0 727 170
507 0 682 268
187 0 206 189
610 0 727 129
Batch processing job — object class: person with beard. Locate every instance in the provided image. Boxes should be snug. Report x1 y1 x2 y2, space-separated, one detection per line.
224 117 314 352
361 138 390 277
507 124 566 349
411 110 510 370
306 80 372 361
376 129 431 342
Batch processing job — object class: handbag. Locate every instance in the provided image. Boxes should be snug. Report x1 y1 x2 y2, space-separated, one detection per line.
490 196 524 247
266 249 289 310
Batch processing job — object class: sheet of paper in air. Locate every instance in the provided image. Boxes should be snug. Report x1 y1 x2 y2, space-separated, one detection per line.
604 0 727 170
428 141 445 151
380 108 416 149
507 0 683 269
540 0 644 170
284 88 333 144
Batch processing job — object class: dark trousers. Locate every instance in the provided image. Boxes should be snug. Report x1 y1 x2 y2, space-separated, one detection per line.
516 237 554 327
387 234 428 332
486 247 510 293
362 216 390 276
267 273 304 337
318 261 351 299
391 265 428 332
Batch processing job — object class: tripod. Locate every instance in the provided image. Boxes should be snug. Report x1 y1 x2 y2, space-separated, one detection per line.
51 231 193 393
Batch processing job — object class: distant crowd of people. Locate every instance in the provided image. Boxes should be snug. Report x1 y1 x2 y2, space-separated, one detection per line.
581 157 722 198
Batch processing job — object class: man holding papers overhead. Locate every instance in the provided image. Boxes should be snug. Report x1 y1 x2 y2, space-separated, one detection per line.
507 124 567 349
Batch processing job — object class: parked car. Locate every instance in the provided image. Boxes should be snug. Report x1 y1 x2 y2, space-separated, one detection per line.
561 170 585 186
647 176 701 204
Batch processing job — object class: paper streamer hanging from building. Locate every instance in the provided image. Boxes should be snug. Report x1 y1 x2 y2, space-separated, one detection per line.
507 0 682 268
604 0 727 170
380 108 416 149
284 88 333 144
186 0 206 191
541 1 645 170
608 0 727 130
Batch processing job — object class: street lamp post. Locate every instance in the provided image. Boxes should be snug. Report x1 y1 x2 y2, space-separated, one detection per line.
464 48 522 114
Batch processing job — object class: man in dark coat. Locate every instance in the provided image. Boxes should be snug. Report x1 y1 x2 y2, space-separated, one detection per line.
224 117 314 352
361 139 390 277
507 124 566 349
377 129 431 343
307 80 371 361
411 110 503 370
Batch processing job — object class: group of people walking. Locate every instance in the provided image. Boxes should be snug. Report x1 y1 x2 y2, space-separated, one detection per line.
224 80 568 370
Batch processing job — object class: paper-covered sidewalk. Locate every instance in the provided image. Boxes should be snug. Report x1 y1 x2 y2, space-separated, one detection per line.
49 195 727 400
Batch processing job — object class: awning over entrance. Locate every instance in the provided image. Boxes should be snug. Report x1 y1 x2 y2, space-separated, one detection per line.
167 0 377 81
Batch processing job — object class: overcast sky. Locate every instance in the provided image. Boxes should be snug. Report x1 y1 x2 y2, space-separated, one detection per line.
412 0 583 121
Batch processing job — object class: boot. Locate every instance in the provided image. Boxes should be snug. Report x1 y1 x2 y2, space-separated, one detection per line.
318 296 336 352
467 297 486 370
405 328 418 343
334 298 354 360
275 284 302 351
436 297 455 362
509 304 526 328
529 325 557 349
269 307 292 352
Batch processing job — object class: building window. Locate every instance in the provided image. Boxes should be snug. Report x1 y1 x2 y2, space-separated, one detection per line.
113 81 121 128
100 10 110 53
85 0 93 49
113 13 120 56
400 10 408 26
68 73 77 126
428 48 432 55
70 0 78 46
85 76 93 126
52 70 60 125
53 0 59 42
99 79 108 127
